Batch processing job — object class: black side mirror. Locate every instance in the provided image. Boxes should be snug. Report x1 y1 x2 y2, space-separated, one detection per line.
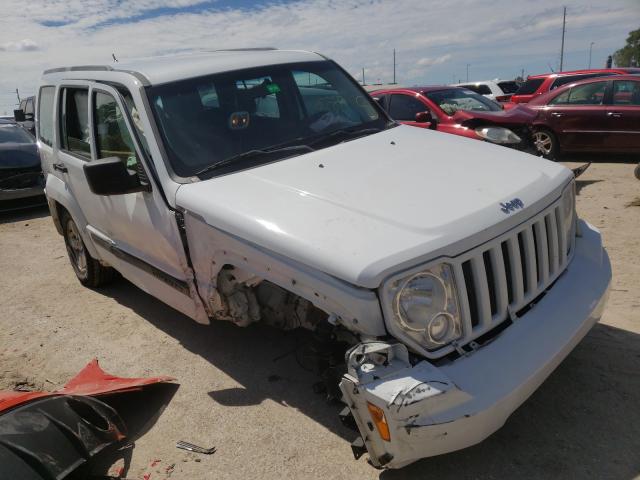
415 111 433 123
83 157 144 196
14 109 25 122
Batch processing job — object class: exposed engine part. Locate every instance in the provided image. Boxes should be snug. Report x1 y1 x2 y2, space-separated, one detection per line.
210 265 324 331
210 267 262 327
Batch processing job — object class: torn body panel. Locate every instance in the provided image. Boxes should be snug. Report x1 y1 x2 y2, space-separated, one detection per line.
340 227 611 468
182 211 386 336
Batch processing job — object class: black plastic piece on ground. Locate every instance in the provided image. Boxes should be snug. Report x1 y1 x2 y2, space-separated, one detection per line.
338 406 358 431
350 436 367 460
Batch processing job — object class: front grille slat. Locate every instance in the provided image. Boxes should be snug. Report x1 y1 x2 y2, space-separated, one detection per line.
447 192 574 354
453 263 474 337
533 219 550 285
506 236 525 305
546 212 559 275
522 228 538 298
555 206 567 266
489 246 509 319
470 256 492 329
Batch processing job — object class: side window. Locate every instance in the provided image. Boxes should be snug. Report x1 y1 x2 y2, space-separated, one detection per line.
612 80 640 106
94 91 138 168
38 87 55 147
388 94 426 121
60 88 91 158
549 82 607 106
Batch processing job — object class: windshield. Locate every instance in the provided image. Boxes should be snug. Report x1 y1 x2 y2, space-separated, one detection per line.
147 60 389 177
425 89 501 115
0 125 34 144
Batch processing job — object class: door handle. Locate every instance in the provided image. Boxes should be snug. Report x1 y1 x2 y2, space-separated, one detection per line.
551 112 564 117
607 112 622 118
53 163 68 173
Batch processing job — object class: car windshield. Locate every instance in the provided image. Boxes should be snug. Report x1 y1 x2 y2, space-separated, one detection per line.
147 60 390 177
425 89 501 115
0 125 34 144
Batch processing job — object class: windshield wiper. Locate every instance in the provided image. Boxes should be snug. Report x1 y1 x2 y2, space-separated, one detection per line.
307 127 383 148
195 144 314 177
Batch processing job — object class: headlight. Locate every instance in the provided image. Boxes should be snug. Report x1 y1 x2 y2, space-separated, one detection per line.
560 180 576 254
392 263 462 350
475 126 521 144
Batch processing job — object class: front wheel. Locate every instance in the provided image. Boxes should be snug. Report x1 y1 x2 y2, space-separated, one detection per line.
533 128 560 160
635 163 640 181
60 210 116 288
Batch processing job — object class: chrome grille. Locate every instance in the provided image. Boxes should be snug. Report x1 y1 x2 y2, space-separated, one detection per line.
454 196 575 344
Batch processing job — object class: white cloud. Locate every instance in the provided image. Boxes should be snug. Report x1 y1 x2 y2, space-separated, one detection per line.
0 0 638 113
417 54 452 67
0 39 39 52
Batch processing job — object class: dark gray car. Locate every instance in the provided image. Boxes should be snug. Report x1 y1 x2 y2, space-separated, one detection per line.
0 119 45 211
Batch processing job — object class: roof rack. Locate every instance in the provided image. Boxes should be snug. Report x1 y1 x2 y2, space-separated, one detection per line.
44 65 113 74
203 47 278 52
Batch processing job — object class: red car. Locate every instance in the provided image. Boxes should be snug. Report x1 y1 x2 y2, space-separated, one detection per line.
510 68 640 104
372 86 537 151
527 74 640 158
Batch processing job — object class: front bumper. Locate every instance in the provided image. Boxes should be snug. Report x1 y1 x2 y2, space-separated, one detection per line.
340 220 611 469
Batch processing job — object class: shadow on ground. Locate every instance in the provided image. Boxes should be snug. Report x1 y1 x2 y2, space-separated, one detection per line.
0 203 49 224
99 279 639 479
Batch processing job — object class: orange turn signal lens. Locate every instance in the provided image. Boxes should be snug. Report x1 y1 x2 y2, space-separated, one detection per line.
367 402 391 442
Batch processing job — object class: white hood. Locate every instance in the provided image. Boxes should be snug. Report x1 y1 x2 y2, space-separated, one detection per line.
176 125 572 288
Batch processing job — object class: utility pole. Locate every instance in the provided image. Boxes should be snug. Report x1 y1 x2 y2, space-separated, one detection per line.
466 63 470 82
362 68 365 86
15 88 20 103
393 49 396 84
559 6 566 72
588 41 594 68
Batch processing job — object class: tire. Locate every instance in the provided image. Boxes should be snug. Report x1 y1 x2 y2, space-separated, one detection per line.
60 210 116 288
635 163 640 181
533 128 560 160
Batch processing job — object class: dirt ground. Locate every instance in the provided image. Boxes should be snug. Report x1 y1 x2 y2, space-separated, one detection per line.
1 159 639 480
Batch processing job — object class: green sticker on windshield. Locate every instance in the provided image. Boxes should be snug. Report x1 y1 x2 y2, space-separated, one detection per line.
266 83 281 94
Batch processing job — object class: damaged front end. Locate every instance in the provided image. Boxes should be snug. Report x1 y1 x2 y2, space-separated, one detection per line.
339 342 470 468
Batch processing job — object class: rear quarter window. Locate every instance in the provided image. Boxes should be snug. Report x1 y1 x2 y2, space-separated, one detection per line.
38 86 56 147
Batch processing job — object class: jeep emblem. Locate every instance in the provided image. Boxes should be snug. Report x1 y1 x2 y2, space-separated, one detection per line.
500 198 524 214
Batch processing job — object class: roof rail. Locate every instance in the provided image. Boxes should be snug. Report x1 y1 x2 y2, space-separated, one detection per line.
203 47 278 52
44 65 113 74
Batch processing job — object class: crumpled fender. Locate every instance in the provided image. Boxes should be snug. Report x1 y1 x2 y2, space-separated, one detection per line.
0 359 174 413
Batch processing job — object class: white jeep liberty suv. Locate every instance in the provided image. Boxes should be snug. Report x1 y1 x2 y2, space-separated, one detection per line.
36 48 611 469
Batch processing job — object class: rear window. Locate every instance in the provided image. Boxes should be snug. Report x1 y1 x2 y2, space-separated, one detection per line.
0 125 34 144
459 84 492 95
514 78 544 95
497 81 519 94
550 73 615 90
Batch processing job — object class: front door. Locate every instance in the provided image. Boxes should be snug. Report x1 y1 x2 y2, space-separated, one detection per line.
55 82 202 320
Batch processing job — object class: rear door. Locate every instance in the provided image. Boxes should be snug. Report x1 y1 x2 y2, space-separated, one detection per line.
387 93 431 128
543 80 609 150
606 79 640 150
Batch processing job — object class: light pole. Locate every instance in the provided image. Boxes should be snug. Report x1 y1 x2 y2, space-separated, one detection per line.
588 41 595 68
466 63 470 82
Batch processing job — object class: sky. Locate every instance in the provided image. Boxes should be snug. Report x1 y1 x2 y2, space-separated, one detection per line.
1 0 639 114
